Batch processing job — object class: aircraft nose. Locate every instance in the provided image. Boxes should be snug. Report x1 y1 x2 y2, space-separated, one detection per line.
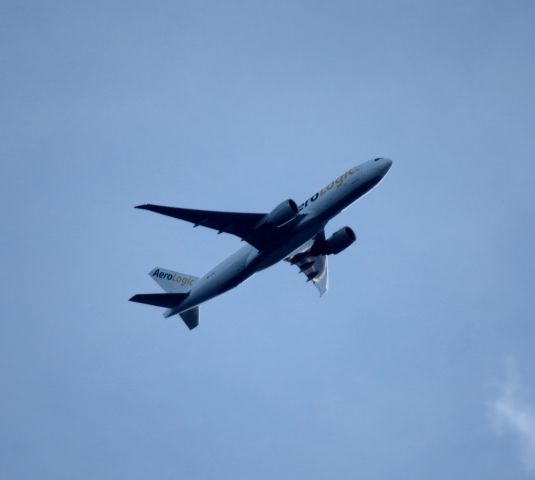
373 157 393 175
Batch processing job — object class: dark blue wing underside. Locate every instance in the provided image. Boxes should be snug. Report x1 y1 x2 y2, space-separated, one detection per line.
135 204 269 248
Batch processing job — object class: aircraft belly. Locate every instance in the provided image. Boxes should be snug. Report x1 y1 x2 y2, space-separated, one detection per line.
177 246 256 311
247 221 324 272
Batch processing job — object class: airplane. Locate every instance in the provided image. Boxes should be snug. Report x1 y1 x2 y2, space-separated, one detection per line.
130 157 392 329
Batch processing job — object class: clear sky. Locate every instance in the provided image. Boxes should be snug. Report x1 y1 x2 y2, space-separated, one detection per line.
1 1 535 478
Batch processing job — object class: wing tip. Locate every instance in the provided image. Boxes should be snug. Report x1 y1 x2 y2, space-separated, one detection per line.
129 294 145 303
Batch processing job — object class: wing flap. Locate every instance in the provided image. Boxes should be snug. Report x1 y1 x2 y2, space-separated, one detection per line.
285 232 329 296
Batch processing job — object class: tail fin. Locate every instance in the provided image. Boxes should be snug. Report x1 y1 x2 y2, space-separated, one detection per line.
149 267 199 293
130 267 200 330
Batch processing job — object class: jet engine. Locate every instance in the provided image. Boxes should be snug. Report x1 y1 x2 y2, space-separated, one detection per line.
324 227 356 255
264 199 299 226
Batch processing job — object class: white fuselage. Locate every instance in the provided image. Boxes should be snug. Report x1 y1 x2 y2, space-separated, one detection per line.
166 158 392 316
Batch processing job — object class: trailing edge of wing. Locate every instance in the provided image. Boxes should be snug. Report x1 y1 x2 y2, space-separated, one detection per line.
129 292 189 308
135 204 267 248
285 232 329 296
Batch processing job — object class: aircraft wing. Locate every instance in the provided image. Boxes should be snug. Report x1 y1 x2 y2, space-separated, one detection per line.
285 232 329 296
135 204 268 249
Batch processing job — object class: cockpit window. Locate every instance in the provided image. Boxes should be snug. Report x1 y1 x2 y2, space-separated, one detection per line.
374 157 382 162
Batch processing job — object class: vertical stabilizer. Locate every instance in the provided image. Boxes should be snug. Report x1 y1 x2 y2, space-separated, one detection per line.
147 267 200 329
149 267 198 293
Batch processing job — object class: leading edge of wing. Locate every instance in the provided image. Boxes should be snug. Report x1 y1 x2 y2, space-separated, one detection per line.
135 204 267 244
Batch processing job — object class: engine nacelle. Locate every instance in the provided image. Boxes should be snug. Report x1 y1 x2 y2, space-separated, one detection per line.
264 199 299 226
324 227 356 255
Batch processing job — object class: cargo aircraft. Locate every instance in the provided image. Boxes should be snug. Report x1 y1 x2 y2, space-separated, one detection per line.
130 157 392 329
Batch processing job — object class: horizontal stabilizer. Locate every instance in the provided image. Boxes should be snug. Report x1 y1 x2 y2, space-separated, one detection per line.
129 292 188 308
179 307 199 330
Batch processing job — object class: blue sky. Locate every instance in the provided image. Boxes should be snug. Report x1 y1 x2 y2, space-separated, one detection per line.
1 1 535 478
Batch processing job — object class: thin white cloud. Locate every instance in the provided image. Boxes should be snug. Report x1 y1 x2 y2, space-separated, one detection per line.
490 358 535 472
